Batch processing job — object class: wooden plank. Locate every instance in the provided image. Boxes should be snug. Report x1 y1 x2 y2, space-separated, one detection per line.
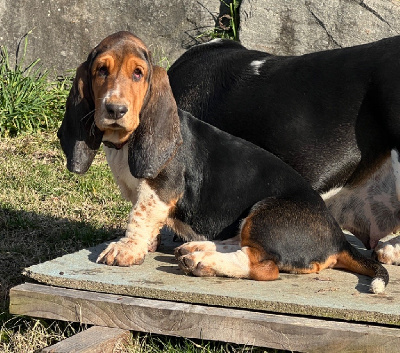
41 326 130 353
10 283 400 353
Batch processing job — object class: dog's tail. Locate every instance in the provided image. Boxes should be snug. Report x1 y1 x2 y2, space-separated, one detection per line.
335 243 389 294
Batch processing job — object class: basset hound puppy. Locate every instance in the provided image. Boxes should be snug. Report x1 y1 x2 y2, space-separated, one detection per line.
58 31 388 293
167 37 400 266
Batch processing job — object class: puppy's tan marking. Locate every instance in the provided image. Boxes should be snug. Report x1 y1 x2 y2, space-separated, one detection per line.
91 38 151 146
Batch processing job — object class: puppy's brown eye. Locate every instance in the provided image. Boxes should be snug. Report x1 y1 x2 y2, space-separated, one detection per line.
133 68 143 81
98 66 108 77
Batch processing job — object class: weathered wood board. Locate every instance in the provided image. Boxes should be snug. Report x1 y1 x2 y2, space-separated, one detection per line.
17 234 400 325
9 283 400 352
41 326 130 353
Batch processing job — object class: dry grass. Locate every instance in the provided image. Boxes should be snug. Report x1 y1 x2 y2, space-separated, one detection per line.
0 317 84 353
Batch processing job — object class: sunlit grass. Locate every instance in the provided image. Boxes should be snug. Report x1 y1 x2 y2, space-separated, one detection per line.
0 33 71 137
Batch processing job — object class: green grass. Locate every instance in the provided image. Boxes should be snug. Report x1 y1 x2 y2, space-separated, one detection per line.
1 315 268 352
0 33 70 137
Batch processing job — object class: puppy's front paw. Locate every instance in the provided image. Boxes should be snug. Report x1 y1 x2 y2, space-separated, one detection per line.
177 252 217 277
374 234 400 265
96 238 147 266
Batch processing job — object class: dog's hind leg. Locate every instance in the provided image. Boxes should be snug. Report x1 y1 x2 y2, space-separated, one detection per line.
176 221 280 280
177 247 279 280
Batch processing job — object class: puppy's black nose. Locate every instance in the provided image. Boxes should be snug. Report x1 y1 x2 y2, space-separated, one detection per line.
106 103 128 120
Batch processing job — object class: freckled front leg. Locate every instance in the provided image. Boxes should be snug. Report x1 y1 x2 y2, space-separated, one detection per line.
97 181 170 266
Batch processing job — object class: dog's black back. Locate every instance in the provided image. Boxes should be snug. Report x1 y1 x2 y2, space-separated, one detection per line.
164 110 332 241
168 36 400 192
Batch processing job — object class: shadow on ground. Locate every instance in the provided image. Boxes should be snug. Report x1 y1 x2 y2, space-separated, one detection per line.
0 207 123 312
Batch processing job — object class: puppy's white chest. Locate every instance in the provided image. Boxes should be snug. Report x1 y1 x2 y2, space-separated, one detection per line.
104 144 139 203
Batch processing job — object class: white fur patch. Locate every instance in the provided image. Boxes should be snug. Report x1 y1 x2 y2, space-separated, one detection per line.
320 187 343 201
201 38 224 46
250 59 266 75
104 144 139 203
370 278 386 294
391 149 400 201
375 234 400 265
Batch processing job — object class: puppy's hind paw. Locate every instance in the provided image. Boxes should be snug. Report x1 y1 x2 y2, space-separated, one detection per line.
174 241 217 258
177 253 217 277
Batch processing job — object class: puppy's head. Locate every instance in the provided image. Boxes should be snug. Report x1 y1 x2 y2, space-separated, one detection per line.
58 31 181 177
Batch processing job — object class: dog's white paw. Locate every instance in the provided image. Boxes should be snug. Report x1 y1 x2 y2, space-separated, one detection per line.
174 241 217 258
374 234 400 265
174 238 241 258
177 251 218 277
96 237 147 266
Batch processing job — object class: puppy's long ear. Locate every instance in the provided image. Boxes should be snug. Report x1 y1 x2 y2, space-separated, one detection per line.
57 59 103 174
128 66 182 179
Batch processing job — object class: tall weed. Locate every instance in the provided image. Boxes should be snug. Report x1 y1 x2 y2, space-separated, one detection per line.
0 33 70 137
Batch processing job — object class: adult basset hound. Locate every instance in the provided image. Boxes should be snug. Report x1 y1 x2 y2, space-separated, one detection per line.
167 37 400 265
58 31 388 293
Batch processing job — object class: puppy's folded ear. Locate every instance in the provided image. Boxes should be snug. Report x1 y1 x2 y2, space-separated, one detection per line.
57 60 103 174
128 66 182 179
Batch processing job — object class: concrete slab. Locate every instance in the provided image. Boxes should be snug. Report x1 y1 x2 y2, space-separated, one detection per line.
23 233 400 326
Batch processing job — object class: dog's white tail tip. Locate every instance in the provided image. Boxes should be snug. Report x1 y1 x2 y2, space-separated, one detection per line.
370 277 386 294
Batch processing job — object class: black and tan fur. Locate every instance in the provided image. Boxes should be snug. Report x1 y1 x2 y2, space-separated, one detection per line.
58 32 388 293
168 37 400 264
